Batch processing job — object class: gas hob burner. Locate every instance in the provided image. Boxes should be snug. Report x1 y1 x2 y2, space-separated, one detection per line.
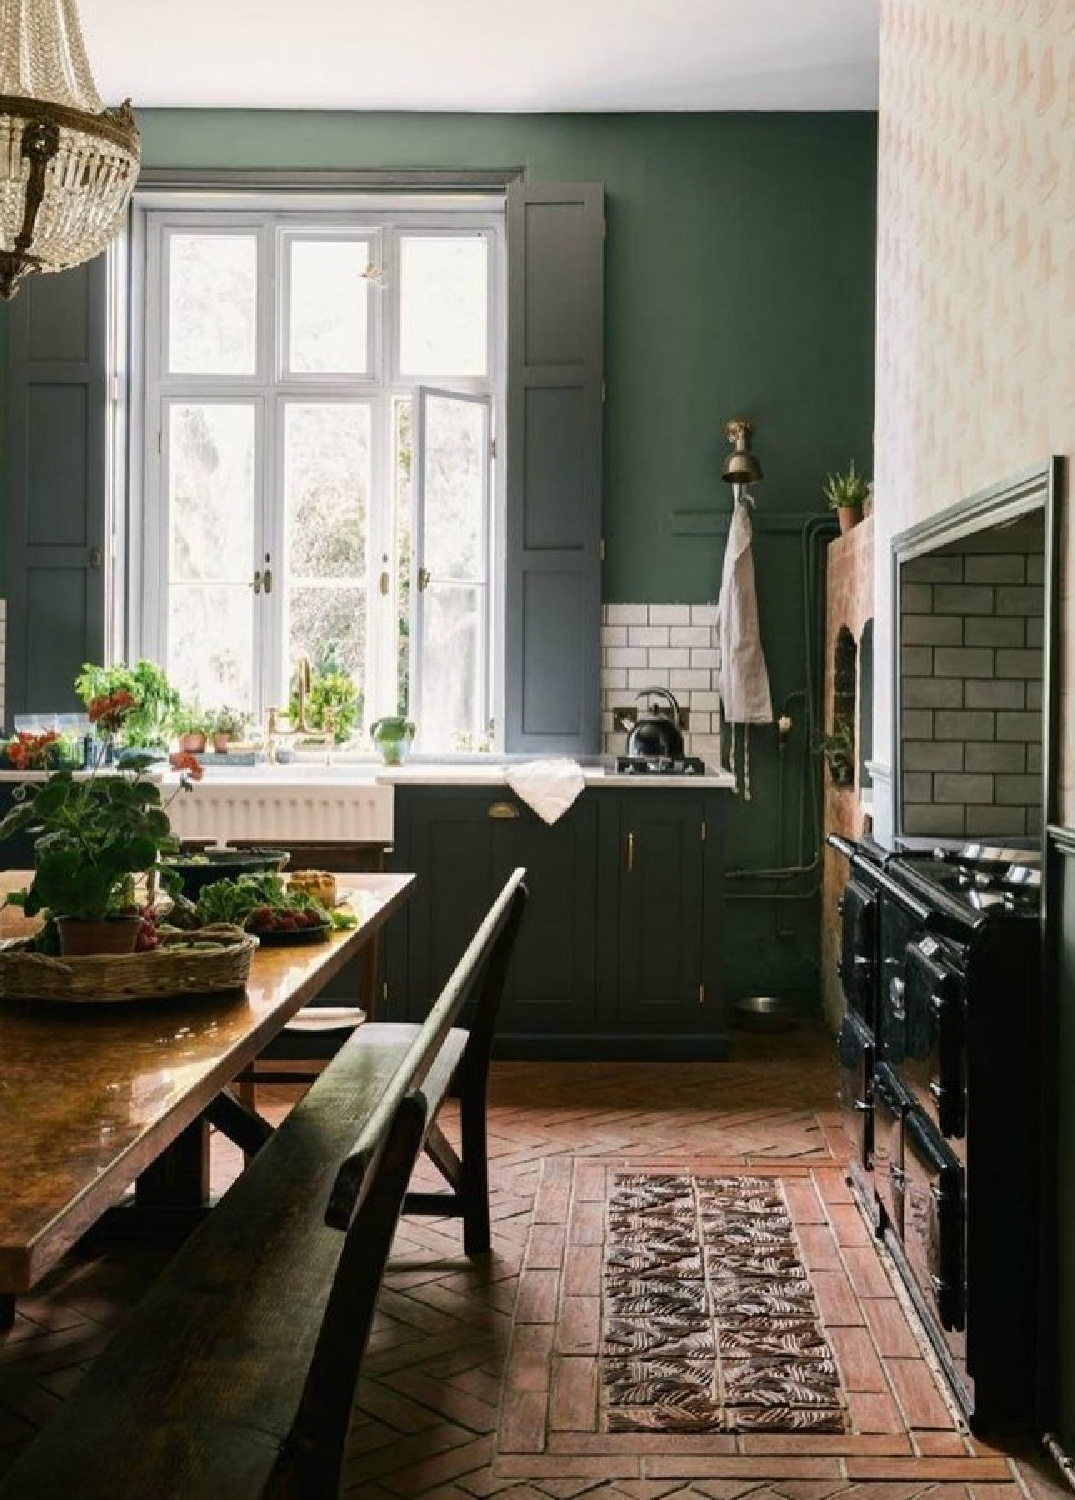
615 754 706 776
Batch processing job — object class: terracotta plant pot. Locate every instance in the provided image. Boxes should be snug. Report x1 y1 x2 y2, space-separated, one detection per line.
211 733 231 754
178 733 207 754
837 505 862 535
56 915 141 957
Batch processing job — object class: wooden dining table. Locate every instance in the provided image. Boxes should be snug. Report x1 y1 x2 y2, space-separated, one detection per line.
0 869 414 1328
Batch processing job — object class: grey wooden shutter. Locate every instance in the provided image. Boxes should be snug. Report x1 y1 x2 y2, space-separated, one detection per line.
5 259 108 719
504 181 604 754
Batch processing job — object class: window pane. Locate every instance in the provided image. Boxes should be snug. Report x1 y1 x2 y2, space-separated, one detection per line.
418 585 480 750
284 403 369 719
168 234 256 375
399 237 487 377
169 404 256 581
395 398 413 714
422 394 485 581
289 240 370 375
284 404 369 578
168 584 253 710
288 587 366 713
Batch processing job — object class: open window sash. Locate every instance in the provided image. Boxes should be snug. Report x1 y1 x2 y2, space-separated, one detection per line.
411 386 492 752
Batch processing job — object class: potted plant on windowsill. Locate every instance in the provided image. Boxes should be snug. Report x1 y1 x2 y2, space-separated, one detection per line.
822 460 871 535
170 701 211 755
75 660 181 758
0 692 203 956
208 705 250 755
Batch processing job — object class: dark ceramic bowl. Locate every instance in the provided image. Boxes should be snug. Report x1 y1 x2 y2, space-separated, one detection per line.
161 847 290 902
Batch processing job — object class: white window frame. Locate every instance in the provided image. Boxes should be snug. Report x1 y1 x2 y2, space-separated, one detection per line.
126 188 507 746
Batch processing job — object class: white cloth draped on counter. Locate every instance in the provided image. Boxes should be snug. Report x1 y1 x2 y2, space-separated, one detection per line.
505 759 586 824
716 492 773 800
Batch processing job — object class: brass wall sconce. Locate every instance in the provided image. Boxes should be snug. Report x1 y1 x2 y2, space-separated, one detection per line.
721 418 764 489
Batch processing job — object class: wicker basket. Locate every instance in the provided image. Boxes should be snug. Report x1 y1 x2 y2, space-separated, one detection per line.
0 924 258 1004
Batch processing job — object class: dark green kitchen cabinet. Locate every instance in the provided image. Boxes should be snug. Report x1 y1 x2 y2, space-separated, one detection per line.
386 782 727 1058
596 793 711 1036
387 787 599 1039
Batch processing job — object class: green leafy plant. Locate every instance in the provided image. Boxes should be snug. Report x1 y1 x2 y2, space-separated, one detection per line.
75 660 181 748
291 668 362 745
170 700 211 737
815 722 856 787
0 693 202 922
822 460 871 512
208 705 250 738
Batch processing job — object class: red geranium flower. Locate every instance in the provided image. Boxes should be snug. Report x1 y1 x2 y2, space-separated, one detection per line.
170 752 205 783
88 690 138 735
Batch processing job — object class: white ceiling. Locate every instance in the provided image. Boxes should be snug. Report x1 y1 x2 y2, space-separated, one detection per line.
78 0 879 113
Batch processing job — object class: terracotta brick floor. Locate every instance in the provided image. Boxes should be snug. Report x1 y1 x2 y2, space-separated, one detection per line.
0 1020 1069 1499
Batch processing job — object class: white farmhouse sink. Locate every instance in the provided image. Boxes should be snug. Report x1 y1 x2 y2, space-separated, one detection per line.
164 767 394 845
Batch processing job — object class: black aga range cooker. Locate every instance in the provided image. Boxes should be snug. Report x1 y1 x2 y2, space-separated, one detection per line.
828 833 1042 1431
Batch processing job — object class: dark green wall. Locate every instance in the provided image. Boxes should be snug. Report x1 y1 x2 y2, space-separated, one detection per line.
134 109 877 601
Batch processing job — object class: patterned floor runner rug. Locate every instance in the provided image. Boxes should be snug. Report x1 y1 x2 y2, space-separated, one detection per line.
602 1173 849 1433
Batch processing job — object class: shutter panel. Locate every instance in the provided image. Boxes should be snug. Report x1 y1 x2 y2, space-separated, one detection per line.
5 259 108 717
504 181 604 754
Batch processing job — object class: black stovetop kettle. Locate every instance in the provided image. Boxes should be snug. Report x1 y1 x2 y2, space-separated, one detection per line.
626 687 685 759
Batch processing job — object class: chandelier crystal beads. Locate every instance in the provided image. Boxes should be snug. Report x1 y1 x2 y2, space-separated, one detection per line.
0 0 139 299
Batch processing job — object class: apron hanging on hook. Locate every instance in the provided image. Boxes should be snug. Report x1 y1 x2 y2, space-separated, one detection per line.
717 489 773 800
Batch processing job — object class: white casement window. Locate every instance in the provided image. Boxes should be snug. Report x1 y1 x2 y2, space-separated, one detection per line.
131 196 504 753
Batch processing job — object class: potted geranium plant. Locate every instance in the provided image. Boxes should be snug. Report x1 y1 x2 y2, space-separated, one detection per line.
0 691 203 955
822 460 871 534
75 660 180 753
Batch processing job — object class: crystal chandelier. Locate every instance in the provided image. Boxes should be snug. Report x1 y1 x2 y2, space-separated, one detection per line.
0 0 140 300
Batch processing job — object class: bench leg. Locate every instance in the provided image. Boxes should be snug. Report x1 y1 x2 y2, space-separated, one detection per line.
458 1081 491 1256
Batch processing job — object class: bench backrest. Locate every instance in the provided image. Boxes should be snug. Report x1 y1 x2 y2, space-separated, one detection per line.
326 865 529 1230
265 1087 429 1498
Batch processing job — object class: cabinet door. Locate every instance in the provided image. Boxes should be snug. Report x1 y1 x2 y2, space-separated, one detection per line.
395 790 498 1020
492 794 598 1035
606 793 707 1029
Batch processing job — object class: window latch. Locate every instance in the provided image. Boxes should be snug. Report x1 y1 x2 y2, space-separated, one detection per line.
252 553 272 595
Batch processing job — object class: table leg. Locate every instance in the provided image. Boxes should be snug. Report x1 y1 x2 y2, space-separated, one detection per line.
360 934 379 1022
135 1117 211 1210
0 1295 14 1333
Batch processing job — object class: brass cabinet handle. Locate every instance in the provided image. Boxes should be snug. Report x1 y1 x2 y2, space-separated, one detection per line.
487 801 519 819
626 831 635 872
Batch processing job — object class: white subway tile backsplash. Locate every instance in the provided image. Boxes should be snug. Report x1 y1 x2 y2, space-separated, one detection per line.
670 626 712 648
628 667 669 690
669 669 713 692
606 647 647 669
606 604 649 626
601 602 723 759
628 625 670 649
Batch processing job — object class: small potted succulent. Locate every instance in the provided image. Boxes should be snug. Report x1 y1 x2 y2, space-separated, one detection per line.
171 701 211 755
209 705 250 754
822 460 871 534
0 691 203 955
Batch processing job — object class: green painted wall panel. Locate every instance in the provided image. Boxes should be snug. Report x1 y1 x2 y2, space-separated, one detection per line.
133 109 877 602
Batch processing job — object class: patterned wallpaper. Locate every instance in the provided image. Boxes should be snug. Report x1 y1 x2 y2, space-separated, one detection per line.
872 0 1075 831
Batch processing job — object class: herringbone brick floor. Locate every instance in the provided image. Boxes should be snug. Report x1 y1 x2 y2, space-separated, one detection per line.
0 1021 1067 1500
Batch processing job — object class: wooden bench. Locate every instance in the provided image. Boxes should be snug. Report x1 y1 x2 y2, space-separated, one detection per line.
0 868 528 1499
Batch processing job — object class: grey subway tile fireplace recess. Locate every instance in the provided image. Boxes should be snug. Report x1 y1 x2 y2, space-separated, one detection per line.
892 465 1061 843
